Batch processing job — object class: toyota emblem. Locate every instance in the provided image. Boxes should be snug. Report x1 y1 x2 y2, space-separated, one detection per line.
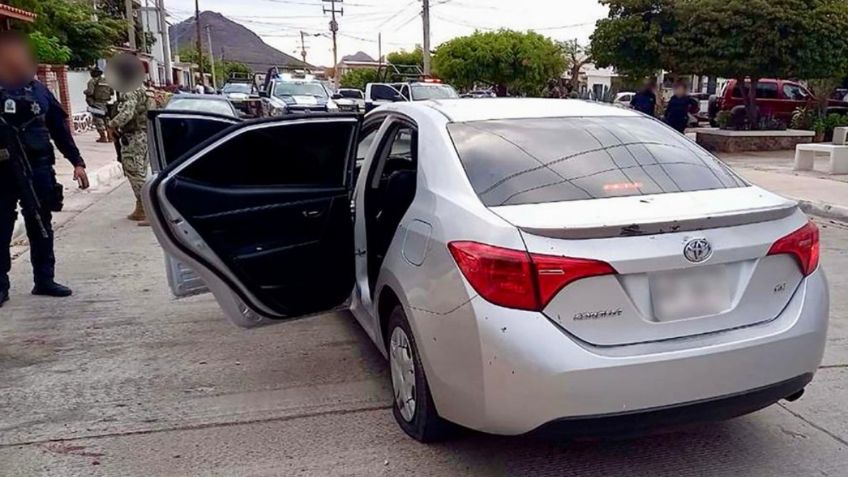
684 238 712 263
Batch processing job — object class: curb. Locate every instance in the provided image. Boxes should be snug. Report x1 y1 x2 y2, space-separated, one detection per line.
11 162 124 242
798 200 848 223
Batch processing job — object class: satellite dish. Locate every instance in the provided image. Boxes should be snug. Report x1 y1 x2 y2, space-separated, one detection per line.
106 53 145 93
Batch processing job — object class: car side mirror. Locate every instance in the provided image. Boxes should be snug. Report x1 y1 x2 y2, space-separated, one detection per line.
392 94 405 102
332 93 343 100
258 91 269 98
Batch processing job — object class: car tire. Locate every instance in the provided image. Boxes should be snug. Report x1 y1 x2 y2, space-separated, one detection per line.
387 305 453 442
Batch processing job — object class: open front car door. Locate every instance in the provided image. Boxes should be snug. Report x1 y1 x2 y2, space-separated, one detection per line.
142 114 361 327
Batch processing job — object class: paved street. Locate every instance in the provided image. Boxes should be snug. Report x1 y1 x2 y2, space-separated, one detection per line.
0 172 847 475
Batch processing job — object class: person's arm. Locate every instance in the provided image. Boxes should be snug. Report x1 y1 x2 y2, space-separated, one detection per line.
84 81 94 106
107 91 139 129
43 85 85 168
42 85 90 189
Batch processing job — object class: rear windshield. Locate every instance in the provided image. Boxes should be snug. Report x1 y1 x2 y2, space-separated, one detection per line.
447 117 746 207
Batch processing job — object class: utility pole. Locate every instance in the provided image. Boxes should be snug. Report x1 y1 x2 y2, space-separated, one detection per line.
322 0 343 90
140 0 149 53
206 25 217 88
422 0 431 75
378 32 382 66
125 0 137 50
195 0 205 86
158 0 173 85
300 31 308 64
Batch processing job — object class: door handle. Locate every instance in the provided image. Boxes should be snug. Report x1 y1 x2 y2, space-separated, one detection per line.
302 209 322 218
355 249 367 257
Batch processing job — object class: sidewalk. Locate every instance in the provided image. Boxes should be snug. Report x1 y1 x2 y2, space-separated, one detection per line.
719 150 848 222
11 131 125 243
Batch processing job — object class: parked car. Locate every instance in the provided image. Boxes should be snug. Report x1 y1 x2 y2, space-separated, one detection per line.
709 78 848 125
143 98 827 442
333 88 366 112
612 91 635 108
364 80 459 112
165 94 241 118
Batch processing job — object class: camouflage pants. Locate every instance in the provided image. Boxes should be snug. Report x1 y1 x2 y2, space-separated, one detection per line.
91 103 108 132
120 131 149 201
92 116 107 133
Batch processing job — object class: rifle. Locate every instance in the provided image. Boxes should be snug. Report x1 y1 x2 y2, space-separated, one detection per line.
0 116 49 239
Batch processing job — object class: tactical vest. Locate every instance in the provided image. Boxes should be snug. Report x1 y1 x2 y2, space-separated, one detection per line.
119 88 149 134
0 82 54 165
93 79 113 102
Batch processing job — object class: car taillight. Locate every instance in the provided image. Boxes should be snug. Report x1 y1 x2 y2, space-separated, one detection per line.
767 221 820 276
447 241 616 311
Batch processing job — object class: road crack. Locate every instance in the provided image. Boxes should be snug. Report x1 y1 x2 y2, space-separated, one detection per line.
0 403 393 449
778 402 848 447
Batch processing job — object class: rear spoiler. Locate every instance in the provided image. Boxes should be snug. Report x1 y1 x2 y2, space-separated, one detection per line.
514 202 798 240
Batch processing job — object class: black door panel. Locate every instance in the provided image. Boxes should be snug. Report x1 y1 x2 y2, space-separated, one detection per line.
165 178 353 316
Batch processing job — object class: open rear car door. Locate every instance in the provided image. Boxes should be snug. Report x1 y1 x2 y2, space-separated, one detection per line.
148 110 240 298
143 114 361 327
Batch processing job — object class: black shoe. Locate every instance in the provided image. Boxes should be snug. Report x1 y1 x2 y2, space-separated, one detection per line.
32 282 73 298
0 289 8 307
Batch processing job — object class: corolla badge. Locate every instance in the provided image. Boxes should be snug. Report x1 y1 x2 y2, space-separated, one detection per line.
683 238 713 263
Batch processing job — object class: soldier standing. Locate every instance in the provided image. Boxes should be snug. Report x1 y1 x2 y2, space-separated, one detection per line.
106 55 151 226
83 67 113 143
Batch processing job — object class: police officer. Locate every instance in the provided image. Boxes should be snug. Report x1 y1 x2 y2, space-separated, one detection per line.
84 67 114 143
0 31 90 308
106 54 151 225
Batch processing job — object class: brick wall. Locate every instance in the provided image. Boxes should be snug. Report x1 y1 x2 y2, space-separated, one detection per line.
36 64 74 132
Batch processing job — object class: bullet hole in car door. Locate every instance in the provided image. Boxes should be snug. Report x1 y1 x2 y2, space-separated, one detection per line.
364 121 418 292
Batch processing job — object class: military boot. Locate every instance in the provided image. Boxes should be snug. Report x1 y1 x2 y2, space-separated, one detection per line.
127 200 145 221
96 130 109 143
0 289 9 308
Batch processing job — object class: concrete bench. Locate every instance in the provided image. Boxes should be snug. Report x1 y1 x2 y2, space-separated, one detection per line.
794 143 848 174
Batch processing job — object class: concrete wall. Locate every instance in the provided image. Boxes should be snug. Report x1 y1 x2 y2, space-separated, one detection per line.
66 70 90 115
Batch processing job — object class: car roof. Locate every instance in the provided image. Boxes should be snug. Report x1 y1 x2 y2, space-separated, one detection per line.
406 98 641 122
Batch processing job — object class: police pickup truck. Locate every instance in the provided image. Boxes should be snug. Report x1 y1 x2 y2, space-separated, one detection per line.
363 79 459 113
262 72 340 115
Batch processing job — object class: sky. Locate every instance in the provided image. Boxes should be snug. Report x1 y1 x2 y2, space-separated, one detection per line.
163 0 608 67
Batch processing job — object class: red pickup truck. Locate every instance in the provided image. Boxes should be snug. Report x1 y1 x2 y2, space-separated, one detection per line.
708 79 848 125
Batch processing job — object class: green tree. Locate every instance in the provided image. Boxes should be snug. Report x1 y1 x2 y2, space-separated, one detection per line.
9 0 125 67
340 68 380 91
387 47 424 67
28 32 72 65
217 61 252 88
432 30 566 96
591 0 848 127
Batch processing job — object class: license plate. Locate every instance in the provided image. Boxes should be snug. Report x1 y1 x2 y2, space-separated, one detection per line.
651 265 731 321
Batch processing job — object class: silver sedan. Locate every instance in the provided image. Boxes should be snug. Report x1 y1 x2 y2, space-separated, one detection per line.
143 98 829 442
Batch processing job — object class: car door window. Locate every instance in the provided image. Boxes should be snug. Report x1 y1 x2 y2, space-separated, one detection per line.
783 84 810 101
732 82 778 99
180 121 353 187
370 84 398 101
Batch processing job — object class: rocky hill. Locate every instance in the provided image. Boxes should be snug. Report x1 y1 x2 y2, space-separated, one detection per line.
169 11 312 72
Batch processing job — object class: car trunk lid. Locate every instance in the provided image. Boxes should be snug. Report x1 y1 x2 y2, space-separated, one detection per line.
491 187 808 347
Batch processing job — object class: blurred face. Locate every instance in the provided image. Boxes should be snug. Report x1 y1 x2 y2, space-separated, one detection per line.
0 39 36 87
674 85 687 97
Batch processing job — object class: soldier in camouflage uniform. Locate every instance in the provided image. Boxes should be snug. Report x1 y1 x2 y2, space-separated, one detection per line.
107 86 151 225
84 68 113 143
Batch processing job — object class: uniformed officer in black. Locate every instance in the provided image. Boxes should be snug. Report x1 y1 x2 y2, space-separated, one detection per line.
0 31 90 308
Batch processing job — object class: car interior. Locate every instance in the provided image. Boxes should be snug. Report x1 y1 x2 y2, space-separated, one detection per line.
363 121 419 292
158 119 358 317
